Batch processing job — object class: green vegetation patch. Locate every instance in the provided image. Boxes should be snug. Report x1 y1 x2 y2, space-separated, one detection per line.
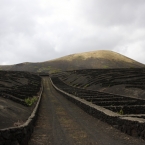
24 96 38 106
103 65 109 68
117 109 124 115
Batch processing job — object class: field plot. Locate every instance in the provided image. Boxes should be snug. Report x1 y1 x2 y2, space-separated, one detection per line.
0 71 41 129
54 68 145 99
51 68 145 139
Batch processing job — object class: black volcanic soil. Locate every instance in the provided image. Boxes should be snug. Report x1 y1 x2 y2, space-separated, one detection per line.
0 71 41 129
29 77 145 145
0 97 33 129
55 68 145 99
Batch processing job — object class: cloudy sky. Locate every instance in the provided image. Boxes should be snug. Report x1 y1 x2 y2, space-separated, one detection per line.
0 0 145 65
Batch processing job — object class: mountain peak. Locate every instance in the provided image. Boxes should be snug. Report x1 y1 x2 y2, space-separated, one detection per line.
0 50 144 73
54 50 137 64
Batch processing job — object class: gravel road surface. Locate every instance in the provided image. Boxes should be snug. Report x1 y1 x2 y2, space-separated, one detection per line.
29 77 145 145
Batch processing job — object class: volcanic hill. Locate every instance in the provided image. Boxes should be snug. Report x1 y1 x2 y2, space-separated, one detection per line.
0 50 144 73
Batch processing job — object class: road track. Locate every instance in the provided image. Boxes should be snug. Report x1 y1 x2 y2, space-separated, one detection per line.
28 77 144 145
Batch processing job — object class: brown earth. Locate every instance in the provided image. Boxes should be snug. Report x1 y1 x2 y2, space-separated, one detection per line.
28 77 145 145
0 50 144 74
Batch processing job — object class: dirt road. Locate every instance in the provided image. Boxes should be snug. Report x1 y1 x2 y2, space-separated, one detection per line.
28 77 144 145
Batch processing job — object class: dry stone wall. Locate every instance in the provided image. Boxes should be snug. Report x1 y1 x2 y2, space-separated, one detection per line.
0 71 43 145
0 85 43 145
51 76 145 140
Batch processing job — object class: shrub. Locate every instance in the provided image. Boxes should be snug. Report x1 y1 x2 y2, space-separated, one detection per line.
25 96 38 106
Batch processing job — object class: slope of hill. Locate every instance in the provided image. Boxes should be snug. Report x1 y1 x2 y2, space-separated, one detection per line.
54 68 145 99
0 50 144 73
0 70 41 129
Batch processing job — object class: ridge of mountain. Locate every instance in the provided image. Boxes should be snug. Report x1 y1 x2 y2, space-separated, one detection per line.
0 50 144 73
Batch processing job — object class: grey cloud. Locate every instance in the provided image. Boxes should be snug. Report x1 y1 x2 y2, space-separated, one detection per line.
114 47 145 64
79 0 145 27
0 0 145 65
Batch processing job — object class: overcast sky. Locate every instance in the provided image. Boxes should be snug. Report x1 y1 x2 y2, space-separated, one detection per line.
0 0 145 65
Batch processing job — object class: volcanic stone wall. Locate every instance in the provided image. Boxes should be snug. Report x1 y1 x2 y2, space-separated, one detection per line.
51 75 145 140
58 68 145 90
0 71 41 105
0 86 43 145
0 71 43 145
